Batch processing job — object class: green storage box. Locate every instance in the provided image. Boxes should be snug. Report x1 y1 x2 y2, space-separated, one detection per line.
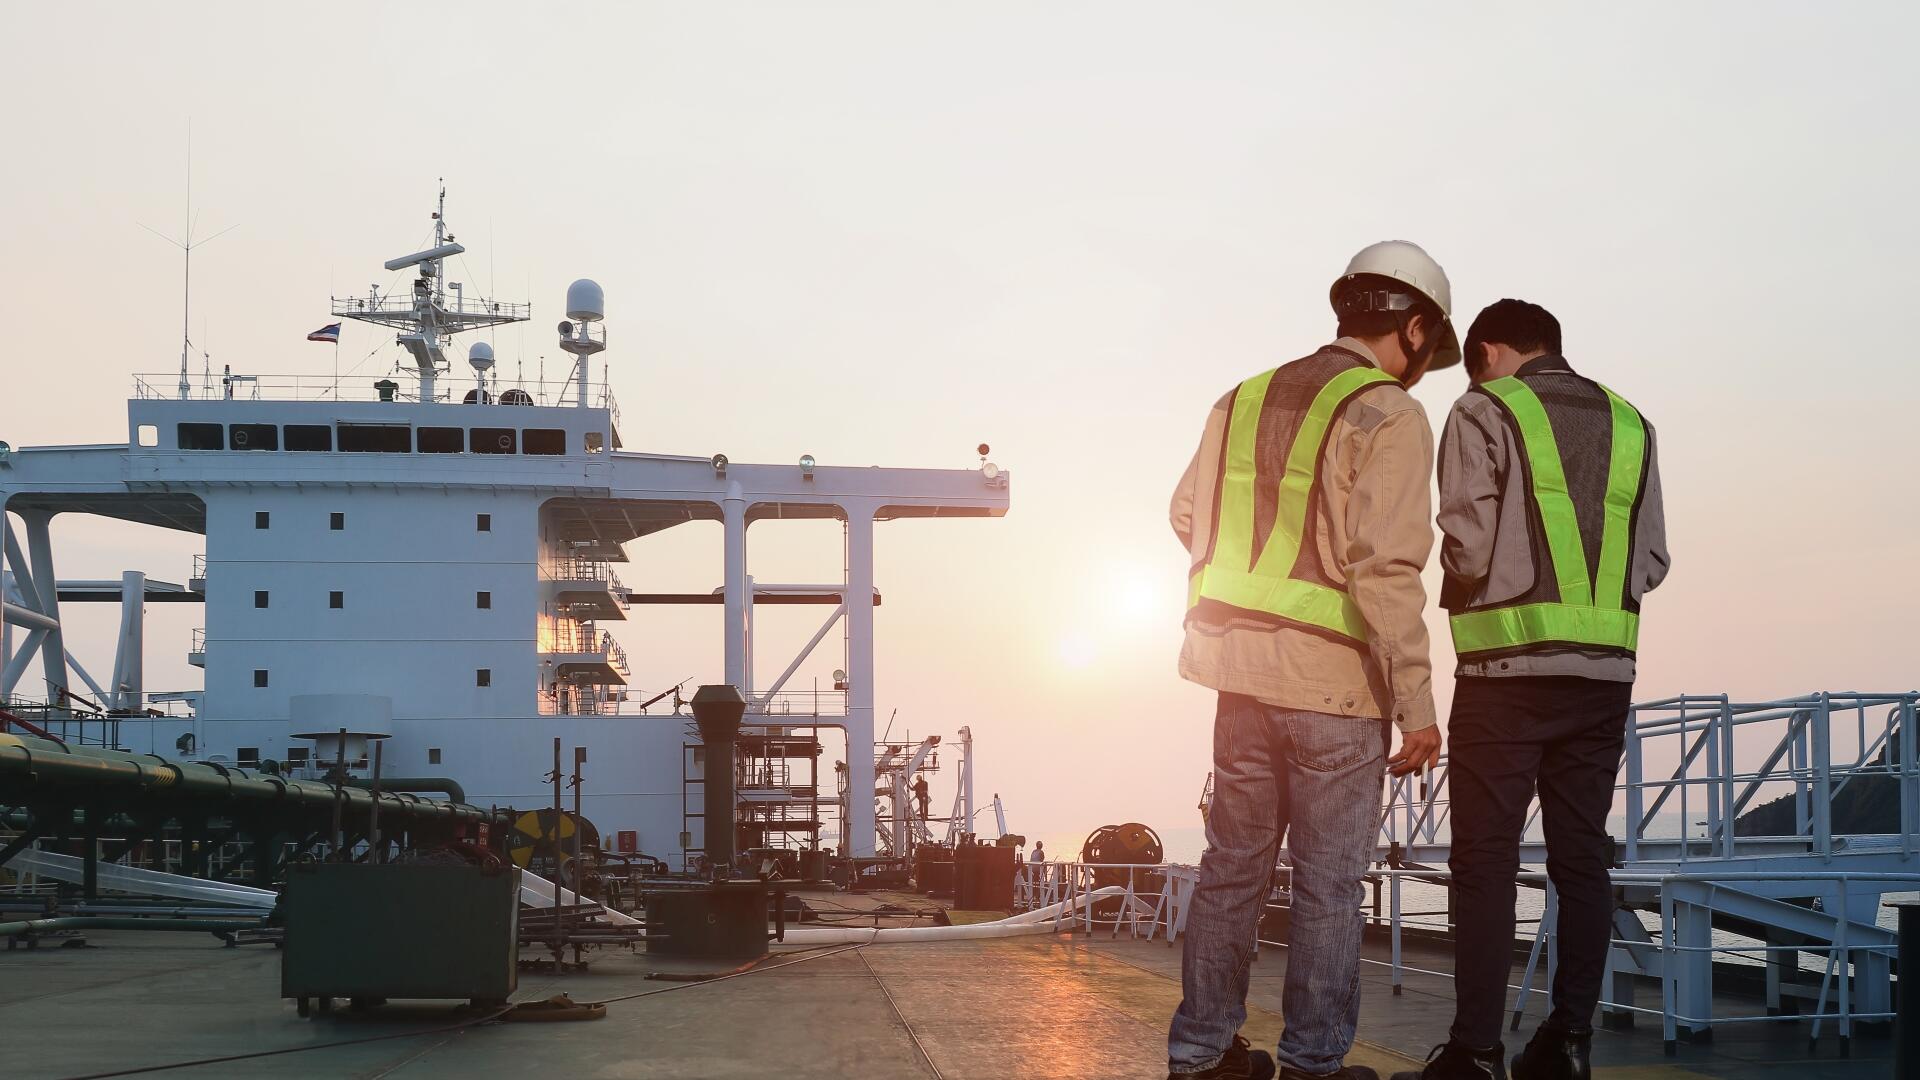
282 862 520 1008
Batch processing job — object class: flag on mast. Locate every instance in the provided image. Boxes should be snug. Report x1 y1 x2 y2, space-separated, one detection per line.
306 322 342 344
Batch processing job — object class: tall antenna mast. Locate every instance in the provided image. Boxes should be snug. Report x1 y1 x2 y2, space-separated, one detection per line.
334 182 526 401
179 124 190 398
140 121 236 400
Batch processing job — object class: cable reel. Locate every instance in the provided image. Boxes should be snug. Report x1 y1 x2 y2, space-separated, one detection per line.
1080 822 1166 921
1080 822 1164 866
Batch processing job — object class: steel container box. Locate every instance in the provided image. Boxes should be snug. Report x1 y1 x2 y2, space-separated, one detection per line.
282 862 520 1003
645 882 769 961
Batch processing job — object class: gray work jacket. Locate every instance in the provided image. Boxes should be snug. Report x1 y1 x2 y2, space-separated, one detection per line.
1435 355 1671 682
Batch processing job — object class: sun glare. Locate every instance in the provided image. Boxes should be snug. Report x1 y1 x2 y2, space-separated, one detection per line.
1059 633 1097 668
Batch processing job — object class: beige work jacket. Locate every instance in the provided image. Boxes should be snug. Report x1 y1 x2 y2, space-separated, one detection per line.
1171 339 1438 732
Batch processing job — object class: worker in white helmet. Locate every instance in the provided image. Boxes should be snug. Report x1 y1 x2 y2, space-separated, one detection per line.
1167 241 1457 1080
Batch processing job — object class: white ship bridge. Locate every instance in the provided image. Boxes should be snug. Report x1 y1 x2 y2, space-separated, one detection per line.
0 203 1010 864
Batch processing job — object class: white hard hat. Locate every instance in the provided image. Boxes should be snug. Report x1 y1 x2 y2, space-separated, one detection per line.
1330 240 1461 372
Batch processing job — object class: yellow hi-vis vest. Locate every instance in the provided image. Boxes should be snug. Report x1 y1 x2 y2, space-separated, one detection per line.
1448 376 1648 657
1186 360 1397 642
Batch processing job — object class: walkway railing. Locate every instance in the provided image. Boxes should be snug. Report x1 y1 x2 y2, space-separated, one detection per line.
750 690 847 717
1015 861 1195 941
1377 691 1920 866
131 372 621 423
1015 859 1911 1051
544 623 629 676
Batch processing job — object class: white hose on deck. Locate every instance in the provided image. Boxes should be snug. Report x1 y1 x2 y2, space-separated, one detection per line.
779 885 1129 945
521 870 640 926
7 850 276 910
1003 885 1126 924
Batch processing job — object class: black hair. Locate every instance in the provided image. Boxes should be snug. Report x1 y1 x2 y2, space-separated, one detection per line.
1464 298 1561 376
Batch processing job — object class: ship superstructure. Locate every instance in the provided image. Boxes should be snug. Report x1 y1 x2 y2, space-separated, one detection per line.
0 192 1010 864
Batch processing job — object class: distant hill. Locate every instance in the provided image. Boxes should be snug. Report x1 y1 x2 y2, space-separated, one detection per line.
1734 738 1904 836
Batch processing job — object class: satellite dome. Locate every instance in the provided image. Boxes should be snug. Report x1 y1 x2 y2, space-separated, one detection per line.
566 279 605 322
467 341 495 371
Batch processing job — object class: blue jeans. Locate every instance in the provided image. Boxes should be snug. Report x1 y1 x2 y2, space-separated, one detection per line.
1169 693 1388 1076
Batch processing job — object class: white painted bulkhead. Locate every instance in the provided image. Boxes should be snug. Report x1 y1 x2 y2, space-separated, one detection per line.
3 391 1009 865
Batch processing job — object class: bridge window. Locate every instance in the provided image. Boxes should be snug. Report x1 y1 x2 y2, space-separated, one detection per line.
286 747 309 766
522 429 566 455
177 423 223 450
472 427 516 454
285 425 332 452
229 424 278 451
137 424 159 447
337 423 411 453
418 426 464 454
236 747 260 767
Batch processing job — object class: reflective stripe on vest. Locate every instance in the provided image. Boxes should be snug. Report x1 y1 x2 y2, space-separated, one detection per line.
1187 364 1396 641
1448 377 1647 656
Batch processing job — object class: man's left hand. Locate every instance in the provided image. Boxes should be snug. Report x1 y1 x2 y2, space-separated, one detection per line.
1388 725 1442 776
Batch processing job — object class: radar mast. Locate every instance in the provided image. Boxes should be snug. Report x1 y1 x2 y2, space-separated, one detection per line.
332 184 530 402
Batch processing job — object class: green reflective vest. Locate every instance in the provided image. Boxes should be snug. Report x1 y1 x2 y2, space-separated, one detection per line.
1448 376 1648 657
1186 362 1396 642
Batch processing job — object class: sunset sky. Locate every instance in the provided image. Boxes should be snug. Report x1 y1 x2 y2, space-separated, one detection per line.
3 4 1917 855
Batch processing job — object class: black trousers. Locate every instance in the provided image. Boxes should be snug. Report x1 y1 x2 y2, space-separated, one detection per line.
1447 674 1631 1047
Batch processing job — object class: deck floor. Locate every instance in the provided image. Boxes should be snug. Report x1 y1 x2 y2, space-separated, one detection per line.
0 926 1888 1078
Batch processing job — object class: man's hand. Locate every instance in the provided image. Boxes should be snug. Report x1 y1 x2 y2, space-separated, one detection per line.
1388 725 1442 776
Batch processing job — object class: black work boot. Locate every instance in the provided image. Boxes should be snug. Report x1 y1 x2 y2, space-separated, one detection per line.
1388 1039 1506 1080
1280 1065 1379 1080
1169 1035 1276 1080
1508 1023 1590 1080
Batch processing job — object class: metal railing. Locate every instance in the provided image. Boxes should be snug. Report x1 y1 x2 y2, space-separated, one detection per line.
1015 861 1190 941
1011 859 1911 1050
547 557 622 586
1377 691 1920 865
542 622 629 679
1364 867 1913 1052
1623 692 1919 863
328 293 531 323
131 372 621 422
749 689 848 717
543 685 629 716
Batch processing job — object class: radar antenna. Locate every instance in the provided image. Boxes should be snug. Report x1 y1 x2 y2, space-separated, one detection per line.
332 183 529 402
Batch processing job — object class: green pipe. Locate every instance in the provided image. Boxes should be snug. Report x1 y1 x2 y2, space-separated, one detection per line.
0 916 263 938
346 776 467 803
0 734 500 826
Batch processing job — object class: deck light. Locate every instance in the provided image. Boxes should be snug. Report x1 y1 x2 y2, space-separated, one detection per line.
800 454 815 479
